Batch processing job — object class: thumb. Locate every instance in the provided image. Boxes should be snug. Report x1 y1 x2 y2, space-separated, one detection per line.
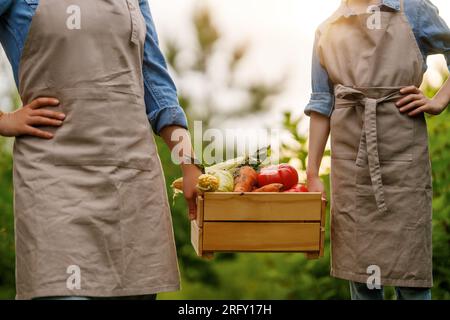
321 190 328 204
187 196 197 221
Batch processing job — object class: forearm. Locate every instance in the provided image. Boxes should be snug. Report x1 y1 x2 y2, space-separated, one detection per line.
159 125 197 172
160 125 202 219
306 112 330 178
432 78 450 111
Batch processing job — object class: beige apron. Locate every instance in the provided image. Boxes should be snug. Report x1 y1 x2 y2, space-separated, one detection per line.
318 0 433 287
14 0 180 299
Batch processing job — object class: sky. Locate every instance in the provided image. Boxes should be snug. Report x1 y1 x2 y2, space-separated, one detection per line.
1 0 450 127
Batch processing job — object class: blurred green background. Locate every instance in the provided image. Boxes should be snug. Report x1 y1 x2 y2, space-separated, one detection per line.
0 6 449 300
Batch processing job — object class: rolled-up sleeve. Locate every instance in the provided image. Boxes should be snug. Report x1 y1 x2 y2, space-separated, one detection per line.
139 0 188 134
0 0 13 16
419 0 450 70
304 31 334 118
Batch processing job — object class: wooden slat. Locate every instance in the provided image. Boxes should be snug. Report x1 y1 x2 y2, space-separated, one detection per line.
319 199 327 257
196 195 205 227
203 222 320 252
191 220 203 256
203 193 322 222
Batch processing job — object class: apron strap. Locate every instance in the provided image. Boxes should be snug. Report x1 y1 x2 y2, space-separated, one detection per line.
399 0 404 12
126 0 140 45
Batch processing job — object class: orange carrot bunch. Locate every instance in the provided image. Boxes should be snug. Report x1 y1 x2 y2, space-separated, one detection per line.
233 166 258 192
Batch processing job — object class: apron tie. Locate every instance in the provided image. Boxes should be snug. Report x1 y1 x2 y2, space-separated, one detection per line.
334 85 404 214
126 0 140 45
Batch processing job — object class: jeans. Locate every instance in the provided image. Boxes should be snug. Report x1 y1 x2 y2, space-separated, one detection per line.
33 294 157 300
350 281 431 300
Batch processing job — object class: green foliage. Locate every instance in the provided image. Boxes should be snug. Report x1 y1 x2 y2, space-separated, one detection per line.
427 111 450 299
0 138 15 299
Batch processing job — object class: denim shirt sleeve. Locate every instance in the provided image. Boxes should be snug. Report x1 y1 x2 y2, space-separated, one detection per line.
0 0 13 16
414 0 450 70
304 31 334 118
138 0 188 134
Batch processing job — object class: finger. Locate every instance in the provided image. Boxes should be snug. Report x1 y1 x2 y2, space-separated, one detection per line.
408 105 428 117
396 94 422 107
31 109 66 120
399 99 426 113
28 97 60 109
321 191 328 203
28 116 63 127
187 196 197 220
23 125 53 139
399 86 420 95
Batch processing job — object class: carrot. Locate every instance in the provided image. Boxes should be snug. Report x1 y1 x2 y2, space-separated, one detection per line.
253 183 284 192
233 166 258 192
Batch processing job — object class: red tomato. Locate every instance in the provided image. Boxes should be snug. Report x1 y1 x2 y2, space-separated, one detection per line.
257 164 299 190
285 184 309 193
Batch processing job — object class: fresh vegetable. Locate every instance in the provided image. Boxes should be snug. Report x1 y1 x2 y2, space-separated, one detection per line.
171 146 272 200
197 174 220 192
257 164 299 190
244 145 272 171
172 169 234 194
206 156 247 173
205 169 234 192
253 183 284 192
170 177 185 204
284 183 308 193
171 177 183 191
234 166 258 192
171 146 270 188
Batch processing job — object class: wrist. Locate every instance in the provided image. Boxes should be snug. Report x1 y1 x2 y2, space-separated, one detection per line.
181 163 202 175
306 169 320 179
432 95 449 112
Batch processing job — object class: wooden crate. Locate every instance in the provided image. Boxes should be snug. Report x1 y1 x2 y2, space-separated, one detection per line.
191 192 326 259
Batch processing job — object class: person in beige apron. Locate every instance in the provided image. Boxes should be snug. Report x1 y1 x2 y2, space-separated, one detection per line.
306 0 450 299
0 0 201 300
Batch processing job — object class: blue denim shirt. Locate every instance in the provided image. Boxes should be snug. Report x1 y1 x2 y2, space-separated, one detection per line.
305 0 450 117
0 0 188 134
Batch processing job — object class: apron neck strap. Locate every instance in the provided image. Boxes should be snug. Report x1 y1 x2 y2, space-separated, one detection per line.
399 0 404 12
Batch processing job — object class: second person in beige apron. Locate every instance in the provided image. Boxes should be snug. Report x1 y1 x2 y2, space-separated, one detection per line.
306 0 450 299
